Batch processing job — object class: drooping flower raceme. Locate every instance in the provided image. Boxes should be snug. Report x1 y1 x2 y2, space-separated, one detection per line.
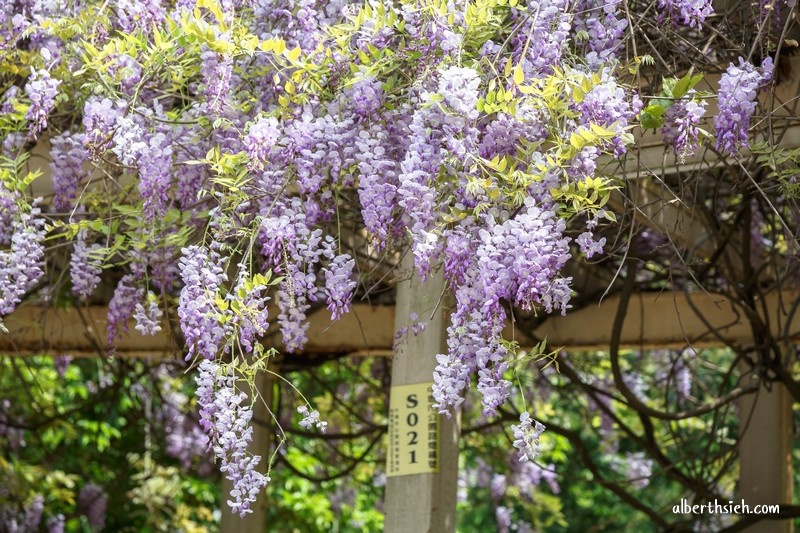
228 266 271 354
433 199 573 418
107 274 139 347
195 359 269 517
321 244 357 321
355 123 400 248
70 231 103 300
573 0 628 68
657 0 713 27
511 411 546 462
576 71 642 158
137 130 174 220
133 293 163 336
0 185 18 247
715 57 774 155
155 375 209 471
398 66 481 277
201 50 234 114
49 131 88 212
663 93 707 162
178 245 228 361
24 67 60 139
496 505 512 533
83 97 125 157
0 201 46 315
511 0 572 77
244 116 281 170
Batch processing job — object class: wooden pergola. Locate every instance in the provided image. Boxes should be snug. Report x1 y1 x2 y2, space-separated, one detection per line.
3 57 800 533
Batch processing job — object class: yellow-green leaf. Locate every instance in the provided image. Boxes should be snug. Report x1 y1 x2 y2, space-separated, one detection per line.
285 46 301 61
513 65 524 85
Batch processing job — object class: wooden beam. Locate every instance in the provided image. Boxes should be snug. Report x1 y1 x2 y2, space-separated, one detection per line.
533 290 800 350
0 303 396 357
4 290 800 355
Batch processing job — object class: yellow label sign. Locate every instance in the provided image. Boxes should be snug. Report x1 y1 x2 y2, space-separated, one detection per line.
387 382 439 477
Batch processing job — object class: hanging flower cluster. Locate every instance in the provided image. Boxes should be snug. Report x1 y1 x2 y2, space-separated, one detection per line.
657 0 714 28
715 57 774 155
196 359 269 517
663 92 707 162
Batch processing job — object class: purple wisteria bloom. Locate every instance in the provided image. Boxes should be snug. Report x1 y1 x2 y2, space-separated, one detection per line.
577 230 606 258
345 75 383 119
398 67 481 277
78 484 107 530
229 266 271 354
115 0 165 32
573 0 628 68
25 68 60 139
133 295 163 336
0 201 46 316
715 57 774 155
511 0 571 77
107 274 139 347
178 245 228 361
70 231 103 300
49 131 88 212
244 116 281 169
83 97 125 157
511 412 546 462
297 404 328 432
663 94 707 162
195 360 269 517
356 124 400 248
322 251 356 320
657 0 713 27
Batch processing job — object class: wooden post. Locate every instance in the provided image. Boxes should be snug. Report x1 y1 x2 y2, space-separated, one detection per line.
220 370 273 533
738 366 793 533
384 256 460 533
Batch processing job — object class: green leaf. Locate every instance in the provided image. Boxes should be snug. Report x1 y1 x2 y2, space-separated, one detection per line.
640 110 664 130
672 73 704 99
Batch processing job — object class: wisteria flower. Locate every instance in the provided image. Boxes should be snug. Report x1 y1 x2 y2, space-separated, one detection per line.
25 67 60 139
297 404 328 433
715 57 774 155
511 412 546 462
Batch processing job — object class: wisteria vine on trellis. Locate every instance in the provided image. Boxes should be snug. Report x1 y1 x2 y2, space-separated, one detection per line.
0 0 782 518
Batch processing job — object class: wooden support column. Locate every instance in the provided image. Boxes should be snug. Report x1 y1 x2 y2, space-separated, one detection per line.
738 367 793 533
384 256 460 533
220 370 273 533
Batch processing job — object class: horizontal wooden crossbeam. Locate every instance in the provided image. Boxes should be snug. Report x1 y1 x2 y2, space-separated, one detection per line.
0 303 396 358
533 290 800 350
3 290 798 356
